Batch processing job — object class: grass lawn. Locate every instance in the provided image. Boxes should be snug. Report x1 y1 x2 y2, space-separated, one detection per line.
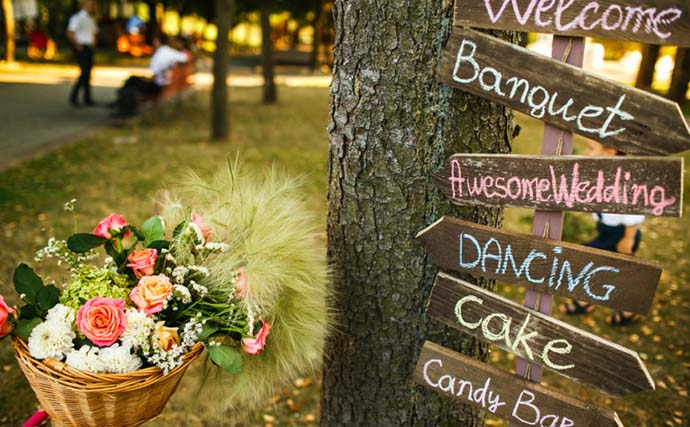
0 86 688 426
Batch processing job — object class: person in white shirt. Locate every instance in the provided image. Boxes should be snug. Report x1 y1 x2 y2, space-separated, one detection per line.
67 0 98 107
560 140 644 326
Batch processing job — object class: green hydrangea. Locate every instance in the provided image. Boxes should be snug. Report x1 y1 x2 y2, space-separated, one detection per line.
60 265 131 309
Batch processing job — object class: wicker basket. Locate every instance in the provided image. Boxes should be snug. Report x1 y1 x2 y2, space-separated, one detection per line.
13 338 204 427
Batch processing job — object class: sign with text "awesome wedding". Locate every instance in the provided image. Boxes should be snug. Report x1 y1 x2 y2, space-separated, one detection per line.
427 273 654 397
438 28 690 155
416 216 662 314
415 341 624 427
456 0 690 47
433 154 683 217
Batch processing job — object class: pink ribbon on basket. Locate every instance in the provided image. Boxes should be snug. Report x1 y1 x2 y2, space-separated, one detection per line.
23 410 48 427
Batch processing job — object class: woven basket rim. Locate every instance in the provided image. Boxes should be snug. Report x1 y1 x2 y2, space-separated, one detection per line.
13 337 204 390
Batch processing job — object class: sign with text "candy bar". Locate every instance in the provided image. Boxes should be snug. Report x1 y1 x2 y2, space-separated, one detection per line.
415 341 624 427
455 0 690 47
438 28 690 155
433 154 683 217
427 273 654 396
416 216 662 314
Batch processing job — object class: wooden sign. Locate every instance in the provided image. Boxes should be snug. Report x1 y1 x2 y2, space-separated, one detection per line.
434 154 683 217
455 1 690 47
415 341 624 427
427 273 654 396
416 216 661 313
439 28 690 155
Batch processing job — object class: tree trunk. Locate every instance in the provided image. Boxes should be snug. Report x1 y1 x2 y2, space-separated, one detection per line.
145 0 158 45
260 0 277 104
1 0 15 62
308 0 322 70
668 47 690 105
321 1 516 426
211 0 233 141
635 44 660 90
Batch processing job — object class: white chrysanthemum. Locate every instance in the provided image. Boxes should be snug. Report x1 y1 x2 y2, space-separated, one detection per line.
45 304 76 326
28 321 75 360
99 344 143 374
65 346 104 372
120 308 155 351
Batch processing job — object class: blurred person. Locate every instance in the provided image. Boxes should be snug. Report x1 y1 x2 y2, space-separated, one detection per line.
67 0 98 107
560 139 644 326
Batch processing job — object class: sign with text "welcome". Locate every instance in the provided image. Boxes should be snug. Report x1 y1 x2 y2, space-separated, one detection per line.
438 28 690 155
456 0 690 47
416 216 662 314
415 341 624 427
433 154 683 217
427 273 654 396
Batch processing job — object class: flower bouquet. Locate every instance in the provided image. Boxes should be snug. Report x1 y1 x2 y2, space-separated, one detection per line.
1 166 331 426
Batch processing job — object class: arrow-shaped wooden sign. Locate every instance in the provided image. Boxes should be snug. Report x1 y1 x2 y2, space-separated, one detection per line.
427 273 654 396
416 216 662 314
433 154 684 217
455 1 690 47
439 28 690 155
415 341 625 427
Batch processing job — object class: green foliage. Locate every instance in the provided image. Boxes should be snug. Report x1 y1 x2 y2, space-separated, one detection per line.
59 265 130 310
161 161 332 419
141 216 165 246
13 318 42 342
208 344 244 374
13 263 43 305
66 233 107 253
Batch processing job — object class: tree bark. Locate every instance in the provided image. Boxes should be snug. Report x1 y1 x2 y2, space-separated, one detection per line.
145 0 158 45
260 0 277 104
635 44 660 90
321 1 516 426
668 48 690 105
211 0 233 141
1 0 15 62
308 0 322 70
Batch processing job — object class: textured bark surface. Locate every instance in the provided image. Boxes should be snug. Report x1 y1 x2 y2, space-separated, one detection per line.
211 0 233 141
322 1 516 425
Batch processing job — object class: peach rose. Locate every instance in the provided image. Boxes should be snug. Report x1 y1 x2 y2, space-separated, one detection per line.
0 296 17 339
242 320 271 355
130 275 173 315
235 267 247 300
153 322 180 351
191 213 212 242
127 248 158 278
76 297 126 347
93 214 129 239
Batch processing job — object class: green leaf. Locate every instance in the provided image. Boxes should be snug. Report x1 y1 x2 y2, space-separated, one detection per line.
67 233 107 253
141 216 165 246
197 322 220 341
13 264 43 304
208 344 243 374
147 240 170 250
14 318 42 341
19 305 39 320
37 285 60 313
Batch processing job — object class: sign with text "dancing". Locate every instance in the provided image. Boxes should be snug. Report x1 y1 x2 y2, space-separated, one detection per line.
433 154 683 217
455 0 690 47
428 273 654 396
415 341 625 427
416 216 662 314
438 28 690 155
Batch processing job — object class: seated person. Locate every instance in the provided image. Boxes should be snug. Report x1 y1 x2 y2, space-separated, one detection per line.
112 35 190 116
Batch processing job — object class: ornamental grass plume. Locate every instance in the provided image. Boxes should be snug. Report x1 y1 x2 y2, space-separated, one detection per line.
161 161 333 418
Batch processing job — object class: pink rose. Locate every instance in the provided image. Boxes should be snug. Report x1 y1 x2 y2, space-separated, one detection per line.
191 213 212 242
242 320 271 355
130 275 173 315
235 267 247 300
0 296 17 339
93 214 129 239
76 297 126 347
127 248 158 278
